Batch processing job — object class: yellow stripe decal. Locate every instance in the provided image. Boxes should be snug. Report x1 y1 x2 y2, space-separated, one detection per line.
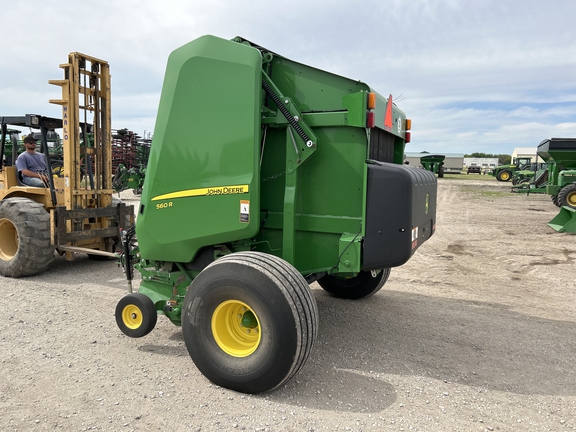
151 185 250 201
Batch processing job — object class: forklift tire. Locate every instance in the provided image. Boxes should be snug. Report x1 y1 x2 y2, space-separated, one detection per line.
317 268 391 300
0 198 55 277
115 293 158 338
182 251 318 394
558 184 576 209
497 170 512 182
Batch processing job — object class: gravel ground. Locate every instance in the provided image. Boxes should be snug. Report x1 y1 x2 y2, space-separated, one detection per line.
1 178 575 431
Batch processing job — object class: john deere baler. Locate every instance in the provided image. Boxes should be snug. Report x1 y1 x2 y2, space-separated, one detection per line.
117 35 437 394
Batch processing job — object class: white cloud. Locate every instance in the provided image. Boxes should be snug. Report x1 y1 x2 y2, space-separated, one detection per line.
1 0 575 154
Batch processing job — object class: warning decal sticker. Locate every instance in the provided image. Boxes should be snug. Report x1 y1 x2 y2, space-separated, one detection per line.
240 200 250 223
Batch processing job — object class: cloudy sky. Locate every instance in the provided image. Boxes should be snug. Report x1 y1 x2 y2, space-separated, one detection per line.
2 0 575 155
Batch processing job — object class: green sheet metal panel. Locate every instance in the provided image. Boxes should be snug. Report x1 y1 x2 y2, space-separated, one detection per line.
256 125 366 273
265 53 408 139
137 35 262 262
251 43 410 273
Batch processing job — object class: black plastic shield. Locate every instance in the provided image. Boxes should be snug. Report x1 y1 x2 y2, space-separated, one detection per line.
364 162 437 270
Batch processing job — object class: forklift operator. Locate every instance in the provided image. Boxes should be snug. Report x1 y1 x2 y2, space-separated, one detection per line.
15 135 48 187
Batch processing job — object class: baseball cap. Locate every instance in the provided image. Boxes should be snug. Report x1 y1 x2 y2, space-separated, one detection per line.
24 134 37 144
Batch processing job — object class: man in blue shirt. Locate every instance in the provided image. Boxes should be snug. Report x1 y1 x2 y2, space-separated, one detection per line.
15 135 48 187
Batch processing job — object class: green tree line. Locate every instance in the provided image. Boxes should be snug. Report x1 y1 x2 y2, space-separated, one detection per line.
464 153 511 165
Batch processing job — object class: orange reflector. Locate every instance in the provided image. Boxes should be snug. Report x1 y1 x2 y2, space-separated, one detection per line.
384 94 393 129
367 112 375 128
405 118 412 131
405 131 411 143
367 93 376 110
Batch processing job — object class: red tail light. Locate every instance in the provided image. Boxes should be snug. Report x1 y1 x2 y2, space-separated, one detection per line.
367 112 375 128
405 131 411 143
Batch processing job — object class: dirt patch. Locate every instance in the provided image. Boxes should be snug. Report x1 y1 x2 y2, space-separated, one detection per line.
1 179 575 431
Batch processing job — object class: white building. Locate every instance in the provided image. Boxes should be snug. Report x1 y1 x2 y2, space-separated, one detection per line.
464 157 499 171
404 152 464 173
511 147 542 163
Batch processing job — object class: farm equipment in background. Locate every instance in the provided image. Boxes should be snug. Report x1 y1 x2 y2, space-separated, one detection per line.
548 206 576 233
537 138 576 232
111 128 151 194
115 35 437 393
511 163 550 195
511 162 547 186
538 138 576 208
3 128 64 171
492 156 533 182
0 53 134 277
420 154 445 177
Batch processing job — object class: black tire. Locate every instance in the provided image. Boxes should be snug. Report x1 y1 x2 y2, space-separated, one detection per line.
0 198 55 277
551 194 561 207
115 293 158 338
497 170 512 182
317 268 391 300
438 166 444 178
182 251 318 394
557 184 576 209
51 159 64 177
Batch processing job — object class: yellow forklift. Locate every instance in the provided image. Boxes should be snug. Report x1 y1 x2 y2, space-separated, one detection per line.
0 53 134 277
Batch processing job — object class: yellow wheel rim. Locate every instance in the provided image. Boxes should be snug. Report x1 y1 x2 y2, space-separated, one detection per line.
567 192 576 207
212 300 261 357
0 218 18 261
501 172 509 181
122 304 143 329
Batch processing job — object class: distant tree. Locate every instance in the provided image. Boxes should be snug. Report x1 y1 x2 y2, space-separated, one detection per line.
498 154 511 165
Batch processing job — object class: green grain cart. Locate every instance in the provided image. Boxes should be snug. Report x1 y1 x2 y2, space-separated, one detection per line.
537 138 576 232
420 154 445 177
116 35 437 393
537 138 576 207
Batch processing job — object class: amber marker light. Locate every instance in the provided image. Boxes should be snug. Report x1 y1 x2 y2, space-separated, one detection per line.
367 92 376 110
405 118 412 142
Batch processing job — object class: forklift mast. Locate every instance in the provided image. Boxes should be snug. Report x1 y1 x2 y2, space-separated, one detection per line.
49 52 113 211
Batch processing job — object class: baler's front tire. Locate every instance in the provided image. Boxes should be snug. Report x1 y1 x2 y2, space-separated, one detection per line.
0 198 55 277
182 251 318 394
115 293 157 338
318 268 391 300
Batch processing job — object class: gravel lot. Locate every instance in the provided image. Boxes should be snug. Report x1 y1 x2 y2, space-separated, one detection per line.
1 178 575 431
